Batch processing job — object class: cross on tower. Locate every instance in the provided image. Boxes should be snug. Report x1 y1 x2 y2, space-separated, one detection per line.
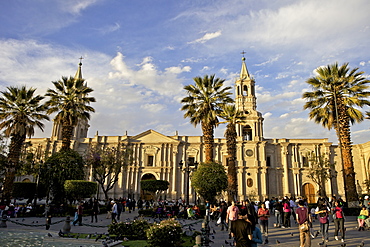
241 50 246 57
78 56 84 65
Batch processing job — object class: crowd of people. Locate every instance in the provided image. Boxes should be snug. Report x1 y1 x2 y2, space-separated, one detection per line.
0 202 33 218
209 195 370 247
2 194 370 246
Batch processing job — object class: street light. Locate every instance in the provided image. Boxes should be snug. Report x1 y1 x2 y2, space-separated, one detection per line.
178 158 198 206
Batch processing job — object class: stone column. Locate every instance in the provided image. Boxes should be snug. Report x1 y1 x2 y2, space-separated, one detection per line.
281 143 290 196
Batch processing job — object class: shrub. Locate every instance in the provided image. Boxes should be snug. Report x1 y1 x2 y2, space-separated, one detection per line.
131 219 151 239
138 209 154 217
146 219 182 247
108 219 151 240
108 221 134 237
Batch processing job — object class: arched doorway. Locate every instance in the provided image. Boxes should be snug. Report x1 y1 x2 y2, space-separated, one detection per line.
302 183 315 203
141 173 156 200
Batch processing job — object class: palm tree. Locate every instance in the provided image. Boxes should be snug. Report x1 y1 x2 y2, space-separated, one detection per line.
0 86 49 203
181 74 233 162
45 76 95 151
302 62 370 205
219 104 245 202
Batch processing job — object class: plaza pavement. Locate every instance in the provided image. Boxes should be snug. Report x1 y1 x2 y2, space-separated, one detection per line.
1 209 368 247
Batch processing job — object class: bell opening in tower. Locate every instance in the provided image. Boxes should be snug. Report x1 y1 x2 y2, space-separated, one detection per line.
242 125 252 141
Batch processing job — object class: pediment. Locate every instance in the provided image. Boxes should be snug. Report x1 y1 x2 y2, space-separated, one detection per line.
127 129 179 144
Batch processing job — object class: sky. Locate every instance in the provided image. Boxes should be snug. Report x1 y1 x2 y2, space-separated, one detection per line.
0 0 370 145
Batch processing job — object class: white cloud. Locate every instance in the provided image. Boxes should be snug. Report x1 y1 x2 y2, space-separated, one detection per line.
201 66 210 71
280 113 289 119
108 53 184 98
287 80 299 88
255 54 282 66
140 103 166 113
60 0 99 15
219 68 228 74
188 30 222 44
275 73 289 79
165 66 191 74
263 112 272 119
97 22 121 34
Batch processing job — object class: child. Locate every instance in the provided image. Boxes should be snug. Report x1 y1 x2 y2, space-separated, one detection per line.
310 207 317 220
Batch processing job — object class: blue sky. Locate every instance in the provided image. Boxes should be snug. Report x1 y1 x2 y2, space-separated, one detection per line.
1 0 370 144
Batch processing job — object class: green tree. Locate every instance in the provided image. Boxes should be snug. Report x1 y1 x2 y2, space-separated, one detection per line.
141 180 170 201
0 86 49 203
64 180 97 203
219 104 245 202
41 150 85 204
305 152 335 197
181 74 233 162
303 63 370 206
190 162 228 203
85 144 132 201
45 76 95 151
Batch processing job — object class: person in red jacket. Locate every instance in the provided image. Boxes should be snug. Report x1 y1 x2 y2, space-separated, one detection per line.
257 203 270 244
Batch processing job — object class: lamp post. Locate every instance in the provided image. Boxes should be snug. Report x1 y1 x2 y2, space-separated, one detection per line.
178 158 198 206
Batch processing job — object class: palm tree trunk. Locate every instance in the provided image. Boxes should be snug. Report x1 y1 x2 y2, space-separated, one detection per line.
226 123 238 202
3 134 25 204
61 122 74 151
336 104 358 206
201 122 214 162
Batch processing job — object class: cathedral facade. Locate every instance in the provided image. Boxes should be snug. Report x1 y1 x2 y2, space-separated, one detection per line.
25 59 370 203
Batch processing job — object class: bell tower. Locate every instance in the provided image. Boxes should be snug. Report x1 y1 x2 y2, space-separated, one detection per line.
235 56 264 141
51 58 90 141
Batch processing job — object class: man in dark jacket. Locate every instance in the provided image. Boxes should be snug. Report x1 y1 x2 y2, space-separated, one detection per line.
231 212 253 247
219 201 228 231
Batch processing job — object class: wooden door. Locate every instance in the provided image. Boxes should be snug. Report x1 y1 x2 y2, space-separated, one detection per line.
302 183 315 203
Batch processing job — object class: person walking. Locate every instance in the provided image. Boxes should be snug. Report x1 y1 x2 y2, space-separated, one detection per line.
274 200 283 227
315 201 330 244
219 201 228 231
296 200 311 247
332 201 345 242
227 201 240 239
231 212 253 247
117 200 123 221
91 199 99 223
257 203 270 244
282 198 291 228
111 200 118 224
363 196 370 210
73 201 84 226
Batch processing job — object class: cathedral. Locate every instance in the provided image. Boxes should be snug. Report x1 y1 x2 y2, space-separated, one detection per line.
24 58 370 203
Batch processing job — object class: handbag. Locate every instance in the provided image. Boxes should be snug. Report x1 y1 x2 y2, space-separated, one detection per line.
319 216 328 224
216 217 221 225
332 213 336 219
300 221 309 231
